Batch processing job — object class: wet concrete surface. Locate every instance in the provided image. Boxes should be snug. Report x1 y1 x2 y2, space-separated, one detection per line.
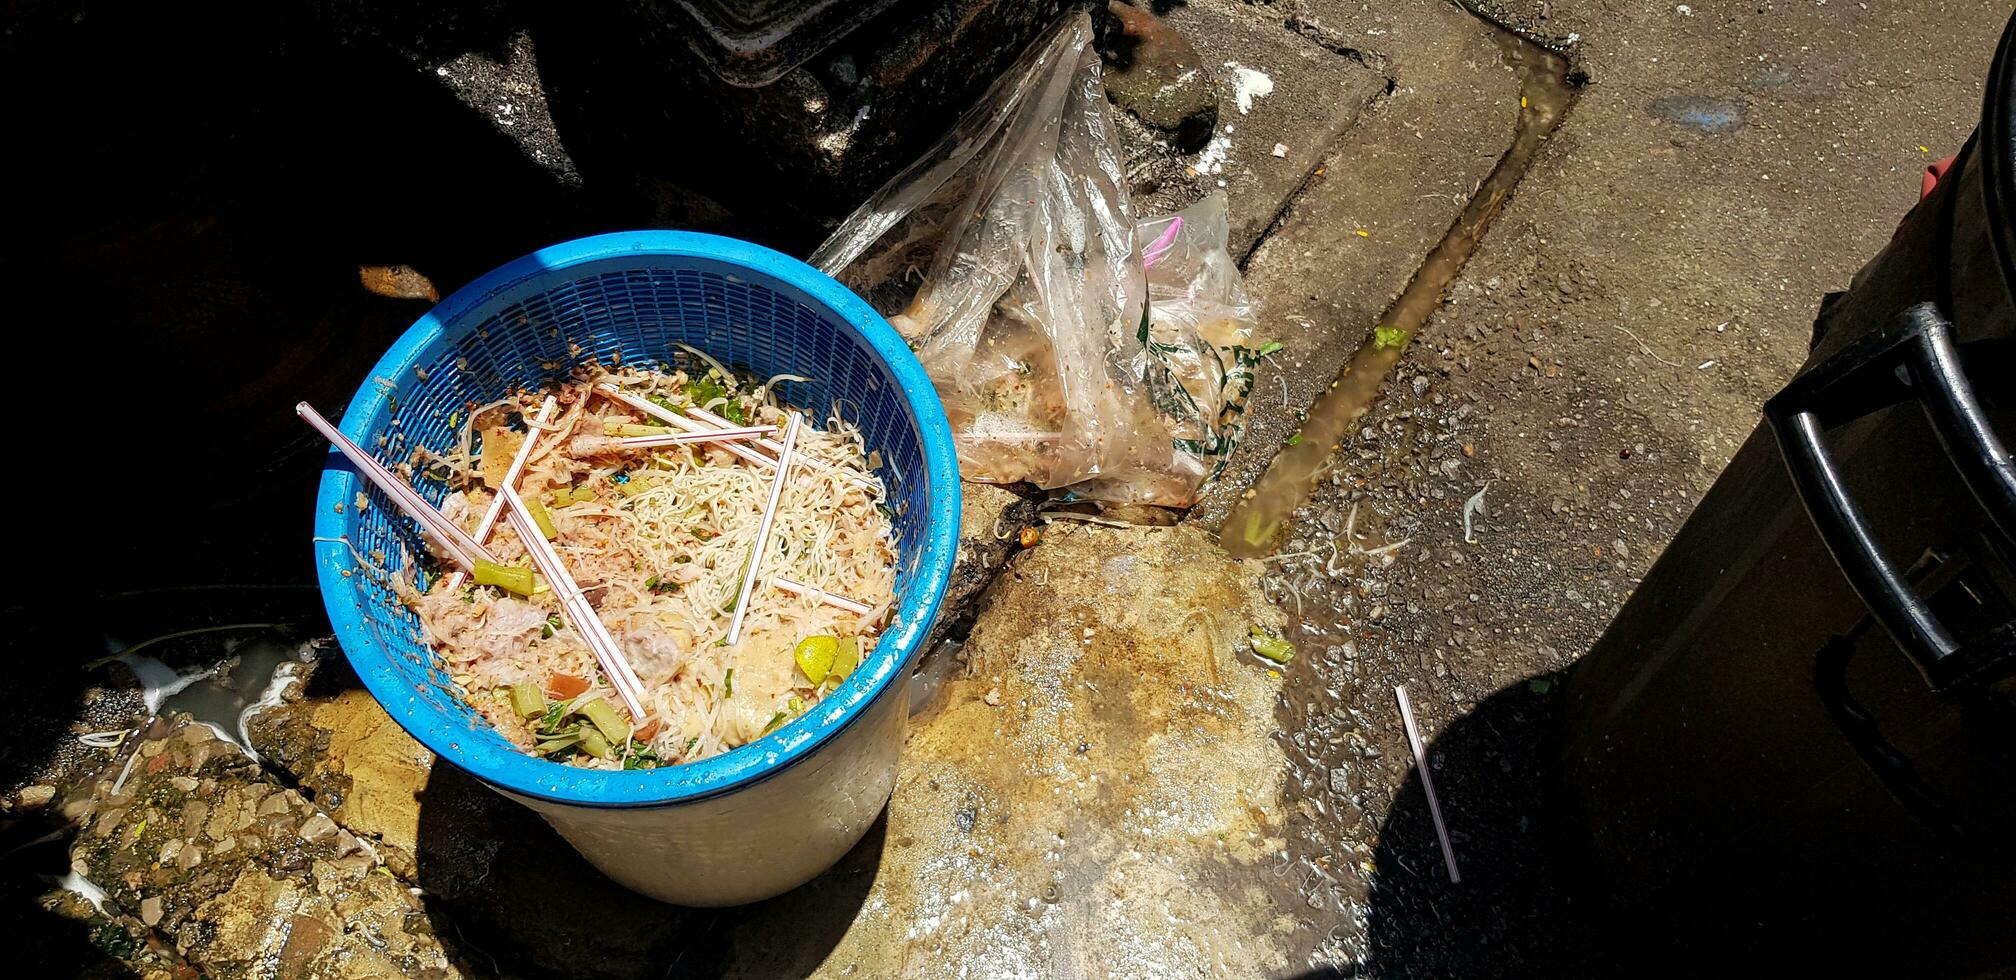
5 0 2011 975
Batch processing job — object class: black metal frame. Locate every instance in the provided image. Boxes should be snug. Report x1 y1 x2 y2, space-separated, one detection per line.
1765 303 2016 691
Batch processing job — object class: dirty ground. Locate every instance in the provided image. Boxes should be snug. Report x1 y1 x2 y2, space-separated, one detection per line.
4 0 2006 976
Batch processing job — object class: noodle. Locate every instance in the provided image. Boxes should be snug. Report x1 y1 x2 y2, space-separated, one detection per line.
400 361 897 769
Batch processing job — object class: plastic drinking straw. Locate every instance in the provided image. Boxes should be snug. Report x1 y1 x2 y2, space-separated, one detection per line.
444 395 558 592
296 402 497 572
615 425 775 450
501 486 648 719
772 576 874 615
726 412 801 646
1395 684 1461 883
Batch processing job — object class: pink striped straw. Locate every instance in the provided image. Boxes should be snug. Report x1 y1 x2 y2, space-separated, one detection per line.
501 485 648 719
596 385 780 472
296 402 498 572
726 412 801 646
615 424 775 451
444 395 558 592
598 383 878 493
1143 215 1184 269
772 576 873 616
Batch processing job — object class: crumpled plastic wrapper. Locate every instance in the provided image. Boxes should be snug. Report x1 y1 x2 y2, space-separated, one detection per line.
813 11 1260 506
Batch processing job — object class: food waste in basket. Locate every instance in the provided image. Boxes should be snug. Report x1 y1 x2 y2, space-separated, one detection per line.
307 231 960 906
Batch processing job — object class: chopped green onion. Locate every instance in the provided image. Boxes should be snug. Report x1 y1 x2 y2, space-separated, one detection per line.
788 696 805 714
612 423 669 437
1286 434 1303 446
685 736 701 754
760 711 788 735
576 728 615 760
526 498 558 539
473 560 535 596
577 698 631 744
723 668 734 698
795 635 840 685
508 684 545 719
537 733 581 754
541 614 562 639
644 575 680 595
1249 627 1296 664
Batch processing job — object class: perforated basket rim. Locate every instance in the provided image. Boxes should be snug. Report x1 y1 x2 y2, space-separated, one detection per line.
311 231 960 808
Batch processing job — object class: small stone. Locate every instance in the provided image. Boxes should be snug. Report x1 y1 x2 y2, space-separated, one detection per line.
92 807 126 838
179 725 212 745
1271 142 1288 157
984 688 1003 707
299 812 338 842
182 801 210 838
176 843 203 870
140 896 162 927
213 835 238 856
16 785 54 809
1410 376 1430 396
1613 538 1631 559
258 793 291 817
168 777 198 793
140 740 165 758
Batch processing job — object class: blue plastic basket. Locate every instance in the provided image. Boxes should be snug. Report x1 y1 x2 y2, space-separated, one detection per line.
312 231 960 808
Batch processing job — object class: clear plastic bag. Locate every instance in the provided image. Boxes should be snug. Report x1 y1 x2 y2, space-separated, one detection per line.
811 11 1258 506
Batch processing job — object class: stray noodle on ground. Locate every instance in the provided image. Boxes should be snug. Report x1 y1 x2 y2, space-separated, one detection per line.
394 358 897 770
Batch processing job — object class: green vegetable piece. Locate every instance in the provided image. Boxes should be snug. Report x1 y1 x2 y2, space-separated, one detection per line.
536 732 580 754
618 477 652 497
1371 325 1411 351
644 575 681 595
541 614 562 639
1256 341 1285 357
831 637 860 681
723 668 735 697
576 698 631 744
508 684 545 719
526 497 558 539
623 743 662 770
1249 628 1296 664
795 635 840 685
1286 434 1303 447
576 728 616 760
473 560 535 596
760 711 789 736
571 486 599 503
614 423 668 438
788 696 806 714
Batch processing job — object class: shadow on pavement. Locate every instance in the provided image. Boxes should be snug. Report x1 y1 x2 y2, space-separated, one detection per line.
1333 673 1619 980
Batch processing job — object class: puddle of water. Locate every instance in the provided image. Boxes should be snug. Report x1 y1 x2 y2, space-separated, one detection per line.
104 629 307 757
1220 31 1577 558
